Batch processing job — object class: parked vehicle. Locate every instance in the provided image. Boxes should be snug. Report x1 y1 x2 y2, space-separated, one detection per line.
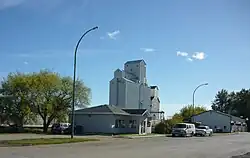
51 123 70 134
195 125 213 136
215 127 223 133
172 123 196 137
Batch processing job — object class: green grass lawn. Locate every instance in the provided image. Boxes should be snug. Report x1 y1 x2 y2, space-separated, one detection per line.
0 138 99 147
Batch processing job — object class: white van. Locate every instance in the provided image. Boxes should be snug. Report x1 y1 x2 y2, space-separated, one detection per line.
172 123 196 137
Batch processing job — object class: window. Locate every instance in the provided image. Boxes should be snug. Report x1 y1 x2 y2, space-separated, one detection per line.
136 65 139 67
147 121 151 127
130 69 132 71
115 119 125 128
174 124 187 128
224 126 227 129
129 120 137 128
197 126 207 129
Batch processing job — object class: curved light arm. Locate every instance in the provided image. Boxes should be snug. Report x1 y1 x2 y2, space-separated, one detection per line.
192 83 208 115
71 26 98 139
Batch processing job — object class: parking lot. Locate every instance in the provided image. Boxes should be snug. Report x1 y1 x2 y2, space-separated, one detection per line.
0 133 250 158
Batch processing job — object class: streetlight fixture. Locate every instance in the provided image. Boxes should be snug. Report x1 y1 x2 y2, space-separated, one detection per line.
192 83 208 115
71 26 98 139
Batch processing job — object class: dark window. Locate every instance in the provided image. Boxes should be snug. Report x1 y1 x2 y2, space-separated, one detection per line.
197 126 207 129
224 126 227 129
136 65 139 67
130 69 132 71
147 121 151 127
88 114 91 117
174 124 187 128
129 120 137 128
115 119 125 128
126 65 128 67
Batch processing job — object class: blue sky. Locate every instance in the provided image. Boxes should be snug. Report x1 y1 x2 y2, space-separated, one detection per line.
0 0 250 116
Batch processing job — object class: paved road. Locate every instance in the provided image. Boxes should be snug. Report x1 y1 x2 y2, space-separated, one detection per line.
1 133 250 158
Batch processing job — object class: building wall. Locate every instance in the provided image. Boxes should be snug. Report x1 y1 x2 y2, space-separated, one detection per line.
191 111 231 132
110 77 151 110
140 85 151 110
151 88 159 97
109 60 158 113
126 80 140 109
74 114 116 134
74 114 151 134
150 97 160 120
109 78 126 108
124 61 146 84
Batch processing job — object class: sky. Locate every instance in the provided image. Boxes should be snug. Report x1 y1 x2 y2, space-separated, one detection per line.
0 0 250 116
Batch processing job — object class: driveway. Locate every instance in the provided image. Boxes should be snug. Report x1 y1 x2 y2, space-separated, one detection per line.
0 133 250 158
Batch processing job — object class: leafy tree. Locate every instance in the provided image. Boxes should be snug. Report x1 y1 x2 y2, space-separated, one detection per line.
0 72 33 126
27 70 91 132
179 105 207 121
211 88 250 132
154 105 206 134
154 121 166 134
212 89 230 113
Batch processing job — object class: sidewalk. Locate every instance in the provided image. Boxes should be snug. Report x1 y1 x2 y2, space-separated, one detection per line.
113 134 166 139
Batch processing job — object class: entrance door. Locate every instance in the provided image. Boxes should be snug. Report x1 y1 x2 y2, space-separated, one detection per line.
140 121 146 134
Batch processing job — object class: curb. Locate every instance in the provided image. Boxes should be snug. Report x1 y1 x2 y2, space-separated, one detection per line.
113 135 166 139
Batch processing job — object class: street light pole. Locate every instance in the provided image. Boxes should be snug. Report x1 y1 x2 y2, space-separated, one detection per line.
192 83 208 115
71 26 98 139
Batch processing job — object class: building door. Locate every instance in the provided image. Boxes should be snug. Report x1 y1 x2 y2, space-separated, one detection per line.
140 121 146 134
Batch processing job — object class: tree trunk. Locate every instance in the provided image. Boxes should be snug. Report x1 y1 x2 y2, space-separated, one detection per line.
43 120 48 133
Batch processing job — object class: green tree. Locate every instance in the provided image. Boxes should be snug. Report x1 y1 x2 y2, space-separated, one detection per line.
0 72 33 127
211 88 250 132
212 89 230 113
154 105 206 134
27 70 91 132
179 105 207 121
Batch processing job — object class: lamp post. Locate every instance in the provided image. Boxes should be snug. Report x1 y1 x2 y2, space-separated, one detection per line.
192 83 208 115
71 26 98 139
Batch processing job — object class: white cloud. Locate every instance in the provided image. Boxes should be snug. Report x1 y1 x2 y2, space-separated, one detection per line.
107 30 120 40
187 57 193 62
0 0 25 10
140 48 156 52
23 61 28 65
176 51 188 57
192 52 206 60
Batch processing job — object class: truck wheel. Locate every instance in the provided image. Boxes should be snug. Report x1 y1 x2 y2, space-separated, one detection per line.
191 132 194 137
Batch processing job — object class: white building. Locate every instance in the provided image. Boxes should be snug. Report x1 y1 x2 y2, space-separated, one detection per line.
71 104 152 135
150 86 160 120
191 110 247 133
109 60 162 120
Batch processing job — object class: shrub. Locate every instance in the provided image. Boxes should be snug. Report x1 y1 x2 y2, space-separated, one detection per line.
154 122 166 134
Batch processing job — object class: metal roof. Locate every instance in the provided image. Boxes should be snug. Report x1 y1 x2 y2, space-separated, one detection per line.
124 59 146 65
75 104 130 116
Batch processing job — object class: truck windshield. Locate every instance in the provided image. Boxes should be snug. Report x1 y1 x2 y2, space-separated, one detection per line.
174 124 187 128
197 126 207 129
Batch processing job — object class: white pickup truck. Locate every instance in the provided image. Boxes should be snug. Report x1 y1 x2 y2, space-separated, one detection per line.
195 125 213 136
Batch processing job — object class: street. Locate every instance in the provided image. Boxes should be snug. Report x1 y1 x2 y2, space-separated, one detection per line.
0 133 250 158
